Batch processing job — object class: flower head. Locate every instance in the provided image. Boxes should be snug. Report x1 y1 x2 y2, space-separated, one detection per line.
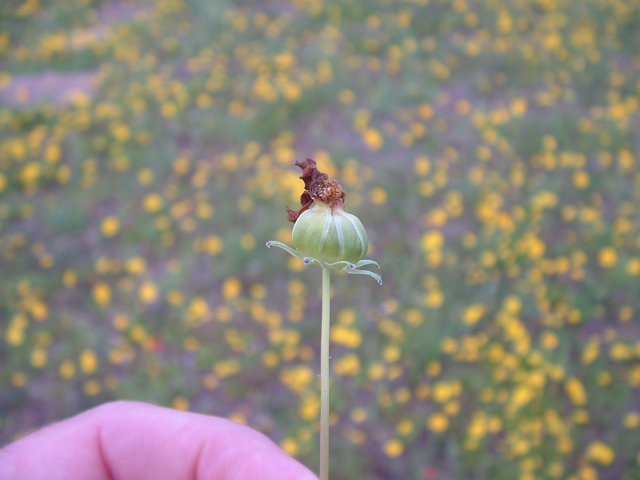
267 158 382 284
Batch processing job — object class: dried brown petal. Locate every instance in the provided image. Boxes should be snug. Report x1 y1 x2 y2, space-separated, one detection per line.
286 191 312 223
286 158 347 223
297 158 328 191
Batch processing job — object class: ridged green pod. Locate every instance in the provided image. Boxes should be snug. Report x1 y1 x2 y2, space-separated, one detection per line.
292 201 368 266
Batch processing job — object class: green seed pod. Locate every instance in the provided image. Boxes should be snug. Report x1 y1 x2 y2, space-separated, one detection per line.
267 157 381 284
292 201 368 266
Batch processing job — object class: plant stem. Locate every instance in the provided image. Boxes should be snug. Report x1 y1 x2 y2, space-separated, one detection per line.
320 267 330 480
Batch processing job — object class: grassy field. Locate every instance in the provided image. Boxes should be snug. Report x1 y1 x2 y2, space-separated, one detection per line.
1 0 640 479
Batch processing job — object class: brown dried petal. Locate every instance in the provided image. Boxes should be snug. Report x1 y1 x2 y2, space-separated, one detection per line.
285 158 346 223
297 158 328 191
286 187 313 223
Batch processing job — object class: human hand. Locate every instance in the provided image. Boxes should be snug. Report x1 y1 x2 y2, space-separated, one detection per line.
0 401 317 480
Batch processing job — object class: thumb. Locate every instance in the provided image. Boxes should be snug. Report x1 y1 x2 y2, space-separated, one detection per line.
0 401 318 480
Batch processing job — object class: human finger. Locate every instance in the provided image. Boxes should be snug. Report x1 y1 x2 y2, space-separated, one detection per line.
0 400 317 480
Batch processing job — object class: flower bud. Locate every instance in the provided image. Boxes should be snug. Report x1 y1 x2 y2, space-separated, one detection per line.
267 157 381 284
292 200 368 266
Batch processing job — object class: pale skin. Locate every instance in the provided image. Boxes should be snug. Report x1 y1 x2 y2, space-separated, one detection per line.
0 401 318 480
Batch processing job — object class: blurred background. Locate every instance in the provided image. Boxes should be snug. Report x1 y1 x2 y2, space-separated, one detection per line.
1 0 640 479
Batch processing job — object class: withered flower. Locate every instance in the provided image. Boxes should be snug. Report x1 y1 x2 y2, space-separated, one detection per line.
267 158 381 284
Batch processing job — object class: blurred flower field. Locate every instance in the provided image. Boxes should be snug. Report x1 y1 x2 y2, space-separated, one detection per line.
1 0 640 478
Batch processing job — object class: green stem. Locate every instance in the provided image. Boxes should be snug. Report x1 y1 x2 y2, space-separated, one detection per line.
320 267 330 480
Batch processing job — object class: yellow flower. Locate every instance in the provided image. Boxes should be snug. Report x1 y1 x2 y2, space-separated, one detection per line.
510 97 528 116
540 331 559 350
30 348 47 368
624 412 640 429
396 418 415 436
214 359 240 378
330 326 362 348
11 372 27 387
202 374 218 390
172 396 189 411
92 283 112 306
383 439 404 458
380 342 399 362
83 380 101 396
205 236 223 255
222 277 242 300
143 193 164 213
137 168 154 185
112 313 129 330
59 360 75 379
80 349 98 374
572 170 590 189
462 304 486 325
503 295 522 314
565 377 587 405
125 257 147 275
598 247 617 268
333 353 361 376
618 305 633 322
427 413 449 432
19 163 40 186
111 123 130 141
100 216 120 237
414 155 431 176
350 407 368 423
187 297 210 323
138 282 158 304
585 441 615 466
45 144 61 163
627 258 640 275
281 438 299 456
299 395 320 420
280 365 314 393
421 230 444 252
369 187 388 205
339 89 355 104
425 289 444 308
362 128 383 151
262 350 279 368
368 362 385 381
441 337 458 354
433 382 454 403
426 361 442 377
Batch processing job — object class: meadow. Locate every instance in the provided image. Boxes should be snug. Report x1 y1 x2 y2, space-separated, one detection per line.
1 0 640 479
